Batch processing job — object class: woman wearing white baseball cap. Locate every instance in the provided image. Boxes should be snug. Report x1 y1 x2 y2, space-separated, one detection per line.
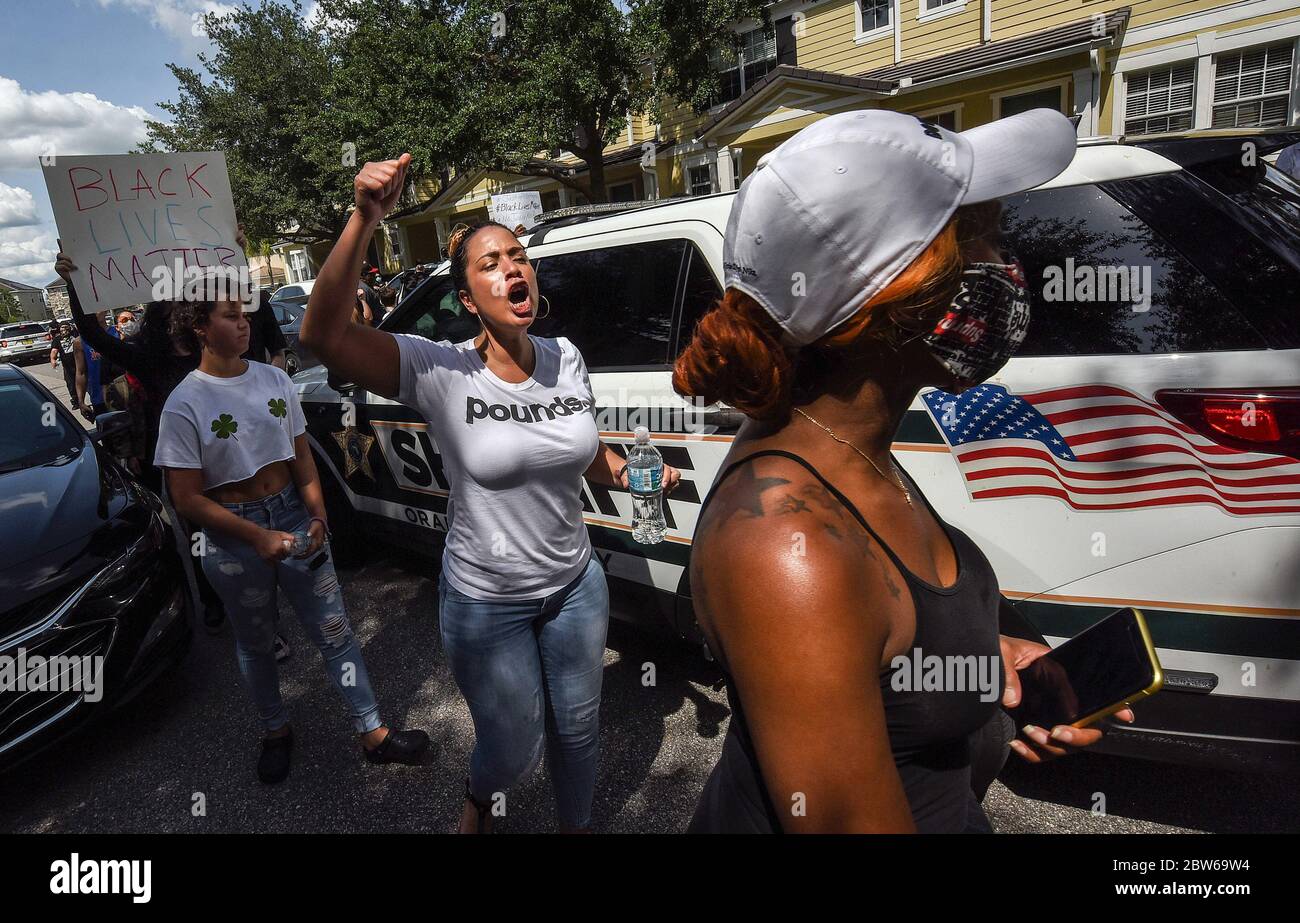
674 108 1133 833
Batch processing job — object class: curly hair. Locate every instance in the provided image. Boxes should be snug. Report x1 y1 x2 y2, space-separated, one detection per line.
168 300 217 355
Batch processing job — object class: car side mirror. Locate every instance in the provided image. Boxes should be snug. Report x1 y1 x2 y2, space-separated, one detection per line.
92 410 132 443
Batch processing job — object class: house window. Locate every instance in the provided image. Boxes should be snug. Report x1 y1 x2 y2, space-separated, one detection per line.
608 181 636 202
922 0 961 13
709 25 777 106
688 163 715 196
1212 42 1296 129
998 85 1064 118
858 0 891 32
1125 61 1195 134
915 108 959 130
288 250 309 283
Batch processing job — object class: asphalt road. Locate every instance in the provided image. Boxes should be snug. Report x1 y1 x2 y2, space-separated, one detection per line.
6 359 1298 834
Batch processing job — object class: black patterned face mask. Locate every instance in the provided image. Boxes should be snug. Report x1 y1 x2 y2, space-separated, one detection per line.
922 256 1030 385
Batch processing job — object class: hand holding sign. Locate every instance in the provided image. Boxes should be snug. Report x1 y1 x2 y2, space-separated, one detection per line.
489 192 543 233
354 154 411 225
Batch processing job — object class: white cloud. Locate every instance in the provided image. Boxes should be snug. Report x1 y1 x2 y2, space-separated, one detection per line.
95 0 241 45
0 183 40 229
0 227 59 288
0 77 154 171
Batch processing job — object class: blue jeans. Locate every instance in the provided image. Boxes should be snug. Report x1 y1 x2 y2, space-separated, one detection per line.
201 483 383 735
438 555 609 829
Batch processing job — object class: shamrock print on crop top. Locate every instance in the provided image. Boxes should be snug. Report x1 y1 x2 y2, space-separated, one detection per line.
154 360 307 490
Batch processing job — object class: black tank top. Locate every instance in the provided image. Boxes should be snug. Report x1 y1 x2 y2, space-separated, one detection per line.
687 449 1004 834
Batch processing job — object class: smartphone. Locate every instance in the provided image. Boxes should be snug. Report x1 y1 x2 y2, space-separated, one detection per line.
1008 607 1164 730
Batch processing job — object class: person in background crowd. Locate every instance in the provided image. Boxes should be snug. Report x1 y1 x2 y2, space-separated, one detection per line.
74 311 118 420
244 289 288 369
117 311 140 341
56 242 224 634
675 110 1132 834
49 321 79 410
301 154 680 833
358 261 385 321
352 287 374 327
155 282 430 784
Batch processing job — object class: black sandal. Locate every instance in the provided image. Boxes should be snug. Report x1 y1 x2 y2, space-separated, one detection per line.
464 777 493 833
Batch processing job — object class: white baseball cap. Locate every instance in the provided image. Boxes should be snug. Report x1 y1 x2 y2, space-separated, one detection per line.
723 108 1077 346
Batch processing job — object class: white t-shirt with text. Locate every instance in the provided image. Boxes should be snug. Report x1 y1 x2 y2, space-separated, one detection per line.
395 333 601 600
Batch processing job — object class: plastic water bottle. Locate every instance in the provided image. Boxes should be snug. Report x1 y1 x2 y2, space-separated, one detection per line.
628 426 666 545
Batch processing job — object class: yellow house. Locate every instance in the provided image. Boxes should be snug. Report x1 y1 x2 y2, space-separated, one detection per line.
384 0 1300 270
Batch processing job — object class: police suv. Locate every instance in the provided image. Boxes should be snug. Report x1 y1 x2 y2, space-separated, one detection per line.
294 128 1300 771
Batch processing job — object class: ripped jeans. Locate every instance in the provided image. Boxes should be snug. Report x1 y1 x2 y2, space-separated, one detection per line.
438 555 609 829
201 482 382 735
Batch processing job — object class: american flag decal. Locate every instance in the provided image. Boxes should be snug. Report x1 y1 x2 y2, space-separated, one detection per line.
922 384 1300 516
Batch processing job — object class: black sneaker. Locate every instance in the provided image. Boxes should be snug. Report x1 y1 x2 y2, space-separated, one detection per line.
257 728 293 784
364 728 430 766
273 634 291 663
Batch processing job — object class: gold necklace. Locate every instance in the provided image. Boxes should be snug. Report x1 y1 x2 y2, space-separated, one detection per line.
794 408 913 508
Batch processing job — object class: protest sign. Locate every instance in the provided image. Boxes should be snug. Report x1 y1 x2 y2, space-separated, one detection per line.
42 151 249 312
488 191 543 231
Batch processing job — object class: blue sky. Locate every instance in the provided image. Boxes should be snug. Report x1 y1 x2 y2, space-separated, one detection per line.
0 1 316 288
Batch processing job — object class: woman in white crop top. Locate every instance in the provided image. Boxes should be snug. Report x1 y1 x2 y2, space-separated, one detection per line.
301 155 680 832
154 289 431 785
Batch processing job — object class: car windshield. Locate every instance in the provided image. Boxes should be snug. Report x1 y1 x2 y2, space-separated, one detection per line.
0 378 83 473
382 274 480 342
2 324 47 338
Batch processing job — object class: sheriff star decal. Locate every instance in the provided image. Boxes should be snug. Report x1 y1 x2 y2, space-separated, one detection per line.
332 425 376 480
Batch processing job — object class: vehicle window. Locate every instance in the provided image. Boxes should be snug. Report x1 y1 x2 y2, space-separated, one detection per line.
531 239 686 367
385 275 480 343
1000 182 1268 356
675 242 723 357
1106 166 1300 350
0 379 82 472
2 323 47 338
275 286 303 300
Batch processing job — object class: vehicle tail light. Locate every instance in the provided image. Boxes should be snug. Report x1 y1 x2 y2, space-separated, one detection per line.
1155 388 1300 459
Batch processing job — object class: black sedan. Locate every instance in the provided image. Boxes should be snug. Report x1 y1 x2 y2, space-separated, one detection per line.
0 364 191 772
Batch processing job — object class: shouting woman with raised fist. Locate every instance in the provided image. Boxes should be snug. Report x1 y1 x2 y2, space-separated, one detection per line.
302 155 679 833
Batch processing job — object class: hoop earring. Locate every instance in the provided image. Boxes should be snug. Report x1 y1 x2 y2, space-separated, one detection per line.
536 294 551 319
